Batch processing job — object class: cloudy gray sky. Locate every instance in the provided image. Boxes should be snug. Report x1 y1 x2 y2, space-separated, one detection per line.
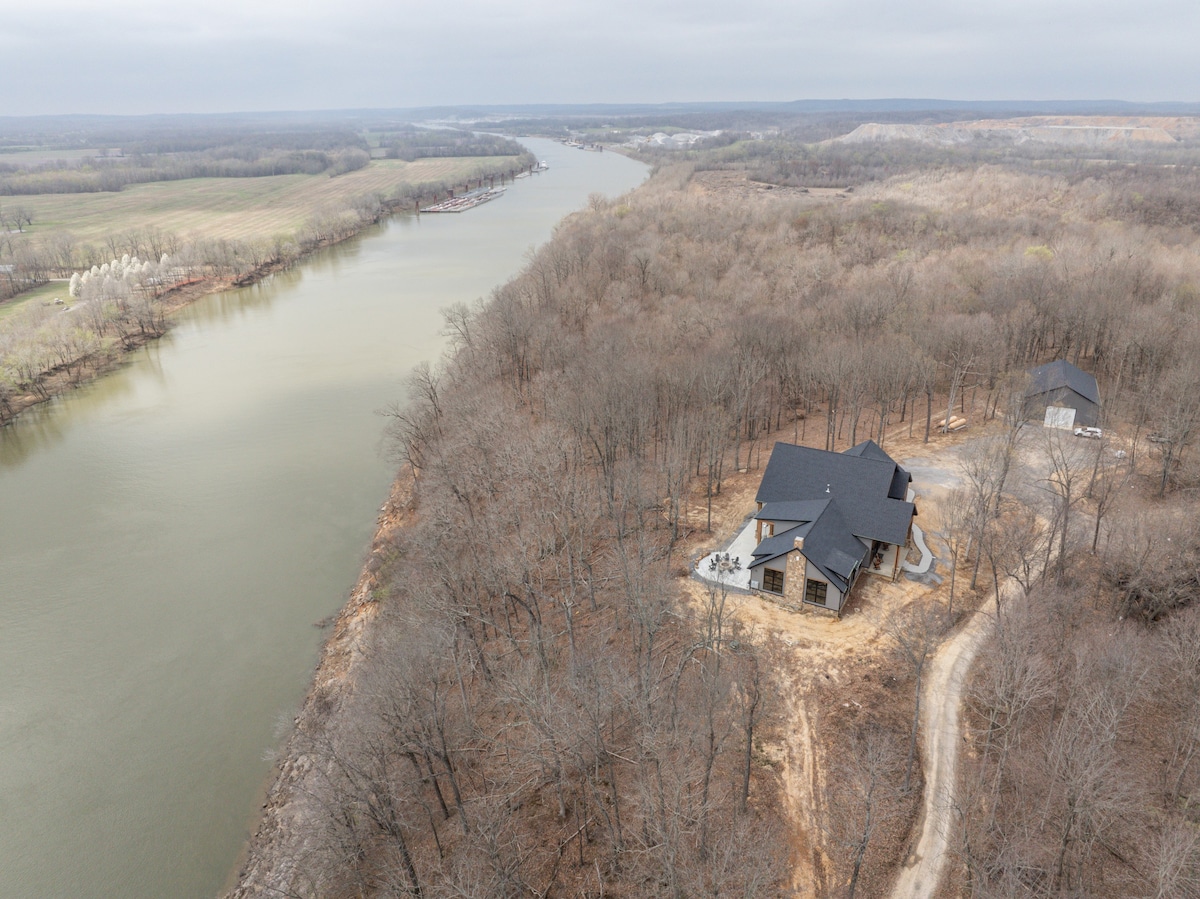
3 0 1197 116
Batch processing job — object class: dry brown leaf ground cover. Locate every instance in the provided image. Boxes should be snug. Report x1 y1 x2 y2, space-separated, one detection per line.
673 406 991 896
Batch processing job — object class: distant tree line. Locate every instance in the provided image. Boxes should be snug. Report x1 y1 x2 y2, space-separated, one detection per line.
0 124 370 157
381 129 528 161
0 125 539 195
0 147 372 195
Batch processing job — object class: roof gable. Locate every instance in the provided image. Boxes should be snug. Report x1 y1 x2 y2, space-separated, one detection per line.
844 439 914 500
750 522 814 569
800 501 871 590
1027 360 1101 406
842 438 893 464
749 501 872 593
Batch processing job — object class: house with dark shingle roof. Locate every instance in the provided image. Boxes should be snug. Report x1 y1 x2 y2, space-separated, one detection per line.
748 440 916 615
1023 360 1101 427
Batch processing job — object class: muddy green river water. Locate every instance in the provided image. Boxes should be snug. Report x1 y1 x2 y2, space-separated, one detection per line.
0 139 646 899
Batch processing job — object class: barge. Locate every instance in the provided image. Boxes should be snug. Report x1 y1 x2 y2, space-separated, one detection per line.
421 186 506 213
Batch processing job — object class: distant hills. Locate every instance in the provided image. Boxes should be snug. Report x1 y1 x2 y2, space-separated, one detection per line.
6 99 1200 127
836 116 1200 147
6 101 1200 142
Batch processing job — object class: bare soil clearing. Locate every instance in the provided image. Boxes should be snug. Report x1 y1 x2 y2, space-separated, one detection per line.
677 418 973 895
688 170 854 204
837 115 1200 148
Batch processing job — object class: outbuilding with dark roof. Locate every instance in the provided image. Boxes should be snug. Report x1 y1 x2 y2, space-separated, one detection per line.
1023 360 1101 427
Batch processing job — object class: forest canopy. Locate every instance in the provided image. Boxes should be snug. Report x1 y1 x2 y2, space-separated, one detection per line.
234 127 1200 898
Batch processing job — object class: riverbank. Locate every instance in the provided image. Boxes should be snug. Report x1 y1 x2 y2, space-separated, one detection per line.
223 474 413 897
1 276 231 425
0 160 539 428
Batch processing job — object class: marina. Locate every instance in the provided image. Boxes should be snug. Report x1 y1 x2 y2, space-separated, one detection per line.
421 163 548 213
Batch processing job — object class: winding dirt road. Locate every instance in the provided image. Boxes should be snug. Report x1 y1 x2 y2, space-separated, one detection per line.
891 427 1061 898
889 608 995 899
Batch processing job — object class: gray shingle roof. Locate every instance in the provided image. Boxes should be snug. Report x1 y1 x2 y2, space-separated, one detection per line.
755 442 915 546
1027 360 1101 406
751 521 817 569
842 438 893 463
755 499 833 525
750 500 872 593
843 439 914 499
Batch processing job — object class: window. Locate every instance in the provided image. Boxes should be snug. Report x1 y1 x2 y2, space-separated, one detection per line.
804 579 828 606
762 568 784 594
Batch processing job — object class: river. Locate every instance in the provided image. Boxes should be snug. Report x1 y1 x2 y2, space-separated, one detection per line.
0 139 646 899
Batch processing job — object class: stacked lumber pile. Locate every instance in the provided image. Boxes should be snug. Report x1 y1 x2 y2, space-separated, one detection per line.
937 416 969 433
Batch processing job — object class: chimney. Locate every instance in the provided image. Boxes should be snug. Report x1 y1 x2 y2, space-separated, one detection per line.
794 536 805 551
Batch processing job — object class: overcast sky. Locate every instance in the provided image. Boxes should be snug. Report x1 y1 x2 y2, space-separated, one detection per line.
3 0 1197 116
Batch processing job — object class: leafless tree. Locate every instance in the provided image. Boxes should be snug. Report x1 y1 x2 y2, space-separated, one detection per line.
826 726 904 899
1150 355 1200 495
935 490 972 618
1158 607 1200 806
1037 428 1087 583
983 506 1048 607
884 602 948 791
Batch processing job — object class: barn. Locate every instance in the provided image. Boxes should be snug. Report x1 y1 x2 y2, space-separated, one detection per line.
1023 360 1101 428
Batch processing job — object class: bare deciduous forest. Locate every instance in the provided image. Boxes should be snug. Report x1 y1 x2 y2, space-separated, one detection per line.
224 123 1200 898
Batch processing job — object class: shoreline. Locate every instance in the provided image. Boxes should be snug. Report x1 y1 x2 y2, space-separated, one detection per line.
222 473 414 898
0 225 379 428
1 275 244 426
0 157 539 430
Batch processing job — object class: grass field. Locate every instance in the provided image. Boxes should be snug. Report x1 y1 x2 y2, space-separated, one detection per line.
0 148 102 164
11 156 521 248
0 281 69 320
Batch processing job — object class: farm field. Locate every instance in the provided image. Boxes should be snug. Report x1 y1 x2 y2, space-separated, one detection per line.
0 281 68 320
0 147 103 164
12 156 521 247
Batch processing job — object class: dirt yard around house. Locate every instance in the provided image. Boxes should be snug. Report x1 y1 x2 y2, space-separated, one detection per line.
674 415 984 896
674 396 1149 896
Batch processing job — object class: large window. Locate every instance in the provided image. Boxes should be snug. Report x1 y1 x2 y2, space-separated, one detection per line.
762 568 784 594
804 579 828 606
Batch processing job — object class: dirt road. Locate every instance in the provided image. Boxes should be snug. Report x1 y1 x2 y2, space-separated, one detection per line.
889 606 994 898
684 422 996 897
889 425 1074 897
